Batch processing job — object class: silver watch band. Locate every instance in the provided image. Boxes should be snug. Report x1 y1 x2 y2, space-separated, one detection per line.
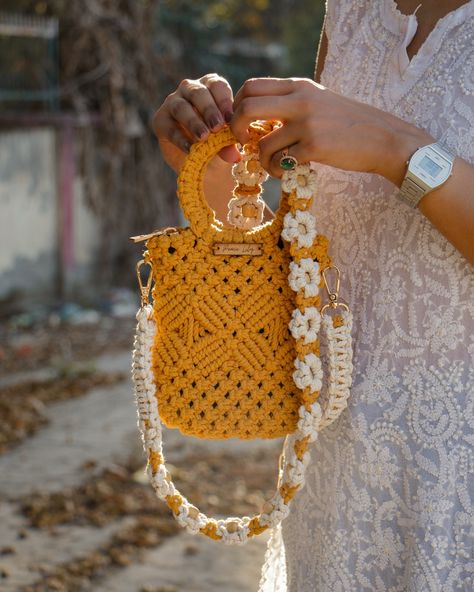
399 142 455 209
433 142 455 161
399 175 426 208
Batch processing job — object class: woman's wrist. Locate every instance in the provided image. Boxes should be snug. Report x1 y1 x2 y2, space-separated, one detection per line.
376 120 435 187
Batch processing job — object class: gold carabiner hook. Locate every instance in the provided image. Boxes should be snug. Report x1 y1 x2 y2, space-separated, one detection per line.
320 265 349 315
136 259 153 307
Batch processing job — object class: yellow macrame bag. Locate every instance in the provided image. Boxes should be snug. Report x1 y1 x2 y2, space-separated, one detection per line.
131 120 354 544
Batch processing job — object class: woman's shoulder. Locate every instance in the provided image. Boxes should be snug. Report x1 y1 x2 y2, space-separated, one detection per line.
324 0 372 38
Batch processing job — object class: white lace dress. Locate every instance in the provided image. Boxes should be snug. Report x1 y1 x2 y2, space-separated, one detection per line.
258 1 474 590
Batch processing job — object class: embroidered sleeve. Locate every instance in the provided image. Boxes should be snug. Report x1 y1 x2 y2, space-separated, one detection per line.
324 0 371 41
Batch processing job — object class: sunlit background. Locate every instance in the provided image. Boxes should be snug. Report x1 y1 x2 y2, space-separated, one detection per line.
0 2 325 590
0 0 324 311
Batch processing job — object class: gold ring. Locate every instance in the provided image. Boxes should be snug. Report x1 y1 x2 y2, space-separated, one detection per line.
279 148 298 171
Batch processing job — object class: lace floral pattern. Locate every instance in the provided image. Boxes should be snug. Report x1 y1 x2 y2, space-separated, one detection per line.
258 1 474 590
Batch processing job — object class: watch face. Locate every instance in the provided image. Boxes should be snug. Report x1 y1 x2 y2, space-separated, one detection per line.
410 146 452 187
419 155 443 178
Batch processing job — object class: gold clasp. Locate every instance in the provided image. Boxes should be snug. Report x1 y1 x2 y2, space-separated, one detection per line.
320 266 349 315
136 259 153 307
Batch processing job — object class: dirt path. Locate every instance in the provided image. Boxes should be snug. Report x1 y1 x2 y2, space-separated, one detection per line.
0 351 280 591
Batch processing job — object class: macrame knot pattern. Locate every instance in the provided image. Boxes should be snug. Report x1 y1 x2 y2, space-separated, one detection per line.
131 121 354 544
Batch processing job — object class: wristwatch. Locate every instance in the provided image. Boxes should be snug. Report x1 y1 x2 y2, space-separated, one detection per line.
398 142 455 208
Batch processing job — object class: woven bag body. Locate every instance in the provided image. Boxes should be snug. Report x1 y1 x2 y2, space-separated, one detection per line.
132 120 353 543
145 124 331 439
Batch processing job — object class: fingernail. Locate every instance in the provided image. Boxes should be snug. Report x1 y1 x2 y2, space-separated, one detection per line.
183 140 191 153
196 127 209 139
209 115 224 130
224 110 233 123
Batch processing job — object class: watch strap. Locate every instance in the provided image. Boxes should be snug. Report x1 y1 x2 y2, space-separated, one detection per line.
399 174 427 208
432 142 455 162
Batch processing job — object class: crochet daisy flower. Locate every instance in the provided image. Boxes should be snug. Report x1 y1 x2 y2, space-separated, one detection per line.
232 156 268 186
282 163 318 198
289 306 321 344
288 258 320 297
282 210 317 248
293 353 323 393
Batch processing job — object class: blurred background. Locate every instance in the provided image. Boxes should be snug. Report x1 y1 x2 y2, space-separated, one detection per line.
0 1 325 590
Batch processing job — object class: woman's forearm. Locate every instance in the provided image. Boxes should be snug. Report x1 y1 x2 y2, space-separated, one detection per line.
380 124 474 266
418 157 474 266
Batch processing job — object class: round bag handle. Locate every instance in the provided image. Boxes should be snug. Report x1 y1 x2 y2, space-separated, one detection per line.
177 120 290 245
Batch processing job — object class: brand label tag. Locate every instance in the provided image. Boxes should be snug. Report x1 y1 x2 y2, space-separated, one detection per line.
213 242 263 256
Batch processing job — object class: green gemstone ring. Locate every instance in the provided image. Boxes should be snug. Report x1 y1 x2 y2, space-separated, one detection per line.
279 149 298 171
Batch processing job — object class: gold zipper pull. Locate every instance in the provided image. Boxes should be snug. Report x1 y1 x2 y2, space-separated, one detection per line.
129 226 179 243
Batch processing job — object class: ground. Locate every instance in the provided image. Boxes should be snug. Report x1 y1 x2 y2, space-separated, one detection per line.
0 315 283 592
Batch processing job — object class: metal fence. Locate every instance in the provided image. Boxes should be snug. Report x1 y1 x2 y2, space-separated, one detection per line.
0 12 59 111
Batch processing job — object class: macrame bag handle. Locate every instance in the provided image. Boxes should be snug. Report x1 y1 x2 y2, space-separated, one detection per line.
176 120 290 244
132 122 354 545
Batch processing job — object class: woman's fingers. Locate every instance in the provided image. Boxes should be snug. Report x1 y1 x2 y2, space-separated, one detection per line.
233 77 297 108
230 95 294 144
200 73 235 123
257 124 300 176
167 95 210 142
153 73 238 166
179 85 222 132
218 145 242 163
268 144 306 178
232 78 302 143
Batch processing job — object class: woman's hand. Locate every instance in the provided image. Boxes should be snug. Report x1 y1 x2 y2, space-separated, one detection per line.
152 73 241 173
230 77 433 185
230 77 474 265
